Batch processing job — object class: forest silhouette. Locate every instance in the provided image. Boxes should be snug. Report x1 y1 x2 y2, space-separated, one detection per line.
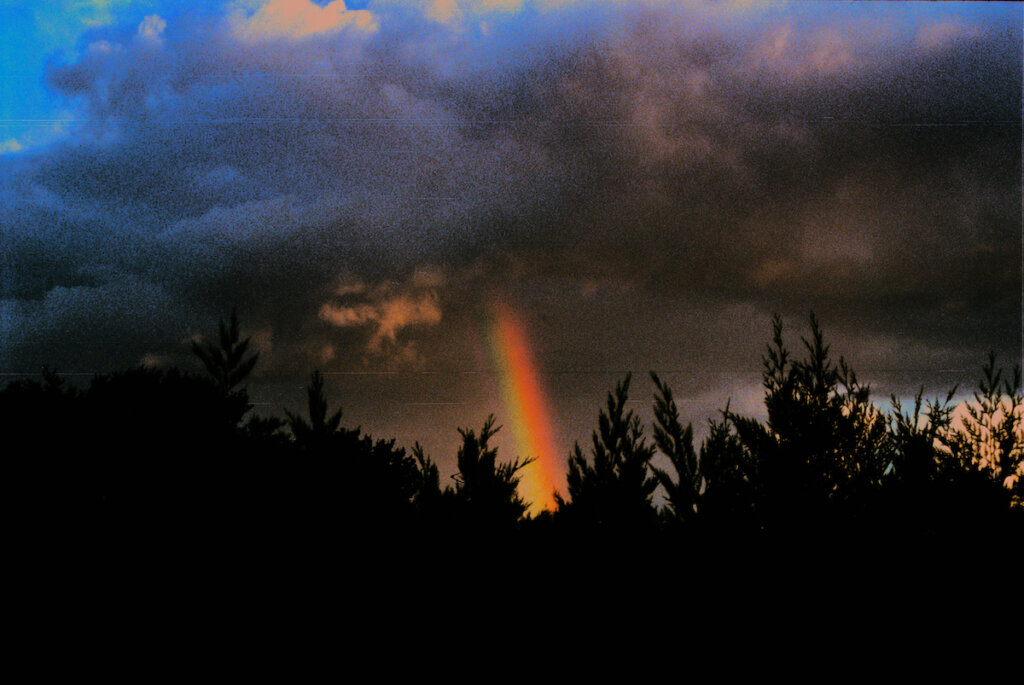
5 311 1022 558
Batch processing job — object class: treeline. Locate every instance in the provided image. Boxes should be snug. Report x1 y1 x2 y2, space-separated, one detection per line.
4 312 1022 549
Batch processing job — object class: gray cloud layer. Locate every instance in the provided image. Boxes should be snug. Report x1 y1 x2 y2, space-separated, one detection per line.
2 2 1020 444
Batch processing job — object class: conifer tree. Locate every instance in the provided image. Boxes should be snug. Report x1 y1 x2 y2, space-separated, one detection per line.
556 375 658 528
451 416 534 526
946 354 1023 503
728 314 890 526
286 370 344 453
191 308 259 395
888 387 956 486
697 414 755 525
190 308 273 439
649 372 757 528
650 372 701 523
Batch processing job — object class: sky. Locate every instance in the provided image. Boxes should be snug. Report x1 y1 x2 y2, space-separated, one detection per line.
1 1 1021 501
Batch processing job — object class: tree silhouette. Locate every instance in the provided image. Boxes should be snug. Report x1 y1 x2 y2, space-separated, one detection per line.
556 374 658 529
696 414 755 527
889 388 956 484
279 369 429 534
1 367 85 525
946 353 1023 502
191 308 283 447
6 309 1021 549
286 370 345 453
728 314 890 530
450 416 534 528
883 387 960 534
650 372 701 524
191 308 259 395
411 441 445 516
75 365 259 529
649 372 755 529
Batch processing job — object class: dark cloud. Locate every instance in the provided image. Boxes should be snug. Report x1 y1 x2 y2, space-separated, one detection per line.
2 2 1019 469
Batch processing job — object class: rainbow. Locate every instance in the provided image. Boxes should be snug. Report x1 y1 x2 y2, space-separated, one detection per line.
488 301 562 513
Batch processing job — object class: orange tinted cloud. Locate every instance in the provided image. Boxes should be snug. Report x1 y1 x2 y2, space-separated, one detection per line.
319 271 444 366
916 20 982 51
231 0 376 42
751 17 897 80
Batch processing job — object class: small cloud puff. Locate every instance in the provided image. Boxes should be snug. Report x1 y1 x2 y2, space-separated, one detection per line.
137 14 167 43
916 20 982 51
418 0 523 24
426 0 462 24
231 0 377 42
752 22 861 79
319 268 445 367
86 39 122 55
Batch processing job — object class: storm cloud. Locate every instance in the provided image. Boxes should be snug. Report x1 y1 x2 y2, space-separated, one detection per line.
2 0 1020 464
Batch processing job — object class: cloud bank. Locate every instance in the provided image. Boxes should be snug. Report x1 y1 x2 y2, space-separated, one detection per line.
2 1 1019 431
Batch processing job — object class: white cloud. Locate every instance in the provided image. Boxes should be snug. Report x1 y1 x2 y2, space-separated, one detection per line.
137 14 167 43
86 39 121 55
